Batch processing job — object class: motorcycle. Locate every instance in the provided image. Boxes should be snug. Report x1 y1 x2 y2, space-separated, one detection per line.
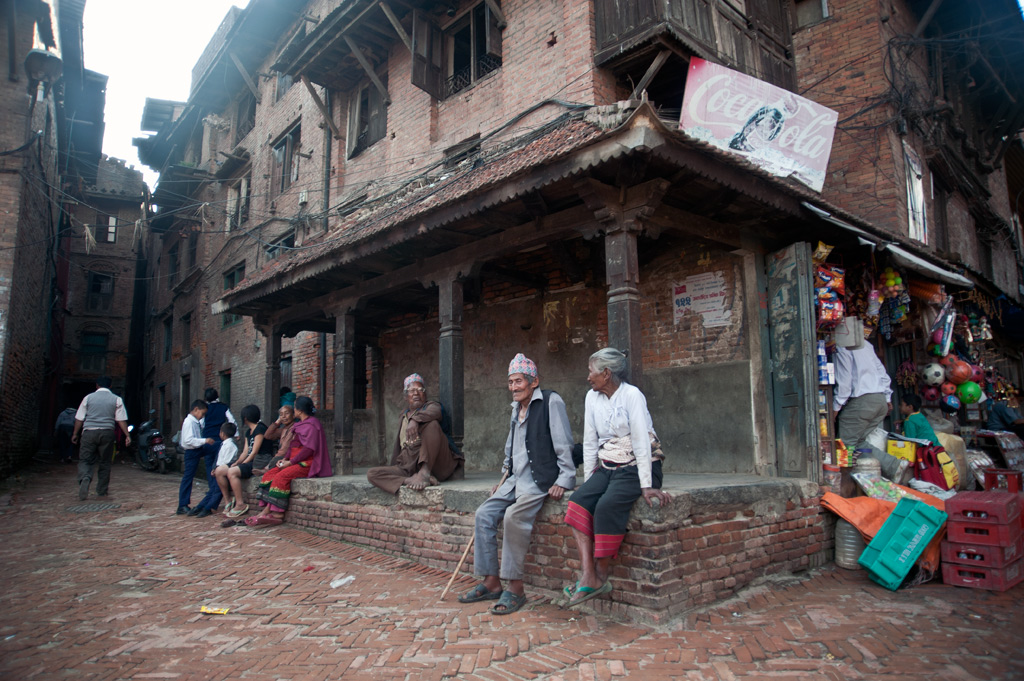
133 410 169 473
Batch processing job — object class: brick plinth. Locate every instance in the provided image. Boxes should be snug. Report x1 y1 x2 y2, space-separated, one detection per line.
249 472 829 624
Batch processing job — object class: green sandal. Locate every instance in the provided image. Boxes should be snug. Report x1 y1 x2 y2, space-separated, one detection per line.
490 590 527 615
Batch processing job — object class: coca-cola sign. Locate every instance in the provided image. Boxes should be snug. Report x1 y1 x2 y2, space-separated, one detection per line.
680 58 837 192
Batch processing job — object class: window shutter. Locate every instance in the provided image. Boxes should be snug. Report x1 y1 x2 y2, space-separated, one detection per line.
368 83 387 144
485 4 503 60
346 89 361 158
411 10 444 99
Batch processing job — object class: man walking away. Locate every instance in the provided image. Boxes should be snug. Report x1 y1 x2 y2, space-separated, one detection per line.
71 377 131 500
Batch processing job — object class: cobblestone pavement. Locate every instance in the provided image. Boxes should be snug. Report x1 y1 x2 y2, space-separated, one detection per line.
1 463 1021 680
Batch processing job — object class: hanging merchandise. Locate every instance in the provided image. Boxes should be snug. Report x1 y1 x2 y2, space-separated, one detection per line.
815 263 846 329
946 360 972 385
920 363 946 386
895 360 919 391
957 381 982 404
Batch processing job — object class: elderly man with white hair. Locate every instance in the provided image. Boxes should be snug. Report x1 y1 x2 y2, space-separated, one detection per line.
367 373 464 493
457 353 577 616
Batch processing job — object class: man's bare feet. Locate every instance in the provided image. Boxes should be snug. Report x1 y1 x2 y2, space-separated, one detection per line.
403 467 433 490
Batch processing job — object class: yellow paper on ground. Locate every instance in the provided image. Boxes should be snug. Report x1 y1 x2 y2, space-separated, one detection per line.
200 606 230 615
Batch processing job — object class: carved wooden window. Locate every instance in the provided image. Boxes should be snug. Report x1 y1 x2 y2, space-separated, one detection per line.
271 125 301 195
80 332 108 372
347 80 388 159
412 2 503 100
86 271 114 312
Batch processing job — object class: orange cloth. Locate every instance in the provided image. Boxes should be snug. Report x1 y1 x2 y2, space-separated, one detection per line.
821 490 945 573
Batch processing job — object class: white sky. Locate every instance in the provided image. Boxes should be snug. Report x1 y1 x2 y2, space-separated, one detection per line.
83 0 251 190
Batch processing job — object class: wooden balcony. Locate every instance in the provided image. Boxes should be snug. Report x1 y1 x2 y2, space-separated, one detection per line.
594 0 795 90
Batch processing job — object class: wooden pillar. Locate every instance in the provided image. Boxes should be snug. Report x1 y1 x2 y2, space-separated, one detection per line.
333 311 355 474
438 276 464 451
259 324 281 417
604 227 644 387
369 344 387 464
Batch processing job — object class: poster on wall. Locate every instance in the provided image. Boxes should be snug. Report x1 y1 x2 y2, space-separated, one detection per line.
674 271 731 328
679 58 838 192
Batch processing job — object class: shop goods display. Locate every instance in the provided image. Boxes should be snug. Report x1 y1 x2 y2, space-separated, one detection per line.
815 264 845 329
915 445 959 491
921 386 941 402
940 382 957 396
887 439 917 463
969 364 985 384
984 468 1023 494
939 353 957 367
858 497 947 590
956 381 982 404
965 451 996 487
921 363 946 386
851 472 911 502
877 267 904 298
942 491 1024 591
941 394 961 411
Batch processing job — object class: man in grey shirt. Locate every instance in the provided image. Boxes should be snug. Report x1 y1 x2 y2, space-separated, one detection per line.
72 376 131 500
457 353 576 615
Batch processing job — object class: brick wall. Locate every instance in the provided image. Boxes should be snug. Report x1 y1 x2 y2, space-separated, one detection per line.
271 476 830 624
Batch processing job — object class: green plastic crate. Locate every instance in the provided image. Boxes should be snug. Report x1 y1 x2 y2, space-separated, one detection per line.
858 497 947 590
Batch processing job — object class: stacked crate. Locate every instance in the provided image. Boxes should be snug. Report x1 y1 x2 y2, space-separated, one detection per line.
941 490 1024 591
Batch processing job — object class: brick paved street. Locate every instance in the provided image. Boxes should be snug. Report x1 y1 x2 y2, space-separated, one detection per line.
1 463 1021 680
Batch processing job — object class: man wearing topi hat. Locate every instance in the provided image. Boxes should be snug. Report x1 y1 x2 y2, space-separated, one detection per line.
457 353 576 615
367 373 464 493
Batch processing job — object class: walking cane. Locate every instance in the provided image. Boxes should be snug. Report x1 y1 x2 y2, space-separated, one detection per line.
441 469 508 600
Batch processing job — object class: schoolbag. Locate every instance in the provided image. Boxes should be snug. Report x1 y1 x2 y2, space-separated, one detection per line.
915 444 959 491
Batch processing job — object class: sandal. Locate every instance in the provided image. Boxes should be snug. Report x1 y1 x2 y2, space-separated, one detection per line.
566 581 612 607
490 590 527 615
224 499 235 515
228 504 249 518
562 581 580 600
244 515 283 527
457 582 503 603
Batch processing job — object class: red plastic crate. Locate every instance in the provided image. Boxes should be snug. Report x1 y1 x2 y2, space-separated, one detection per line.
941 534 1024 569
946 519 1022 547
984 468 1023 494
941 556 1024 591
945 491 1021 526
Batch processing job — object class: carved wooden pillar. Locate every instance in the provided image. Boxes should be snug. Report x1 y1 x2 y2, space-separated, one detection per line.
575 178 670 390
604 226 644 386
438 275 465 451
369 344 387 464
333 310 355 474
258 323 281 418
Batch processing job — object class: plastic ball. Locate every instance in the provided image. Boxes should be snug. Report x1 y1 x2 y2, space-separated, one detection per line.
940 382 957 396
946 360 972 385
920 363 946 386
885 279 895 287
969 365 984 384
957 381 982 404
921 386 941 402
932 344 945 356
931 329 944 344
939 353 957 367
894 277 902 285
941 394 961 412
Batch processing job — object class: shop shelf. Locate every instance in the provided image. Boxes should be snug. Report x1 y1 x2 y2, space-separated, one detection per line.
858 497 947 591
983 469 1023 494
941 556 1024 592
941 534 1024 569
945 491 1021 526
946 519 1022 547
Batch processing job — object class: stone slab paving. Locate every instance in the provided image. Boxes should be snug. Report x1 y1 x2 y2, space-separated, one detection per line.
0 464 1021 680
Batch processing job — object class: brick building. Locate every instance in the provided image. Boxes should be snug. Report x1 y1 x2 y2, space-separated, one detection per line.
0 0 115 477
134 0 1023 615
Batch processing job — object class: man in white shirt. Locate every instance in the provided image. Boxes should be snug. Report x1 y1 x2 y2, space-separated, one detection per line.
177 400 215 515
71 377 131 500
833 342 908 482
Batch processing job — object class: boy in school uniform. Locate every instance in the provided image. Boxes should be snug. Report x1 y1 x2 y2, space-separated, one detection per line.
215 422 239 470
177 400 215 516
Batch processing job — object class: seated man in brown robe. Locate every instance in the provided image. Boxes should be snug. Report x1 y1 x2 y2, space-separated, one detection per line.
367 373 464 493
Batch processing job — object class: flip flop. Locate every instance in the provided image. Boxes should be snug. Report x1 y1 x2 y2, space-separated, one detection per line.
562 581 580 600
566 581 612 607
228 504 249 518
489 590 527 615
457 583 503 603
244 515 283 527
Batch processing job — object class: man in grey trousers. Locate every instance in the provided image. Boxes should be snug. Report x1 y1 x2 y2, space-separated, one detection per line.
71 376 131 500
457 353 576 615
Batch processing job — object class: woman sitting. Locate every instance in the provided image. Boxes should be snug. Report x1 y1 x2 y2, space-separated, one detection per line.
563 348 671 606
214 404 268 521
246 396 332 527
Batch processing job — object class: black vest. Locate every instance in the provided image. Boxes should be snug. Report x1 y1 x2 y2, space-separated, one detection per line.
514 390 560 490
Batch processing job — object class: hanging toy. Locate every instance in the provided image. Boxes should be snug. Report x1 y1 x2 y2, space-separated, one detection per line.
957 381 982 404
940 381 957 396
921 386 941 402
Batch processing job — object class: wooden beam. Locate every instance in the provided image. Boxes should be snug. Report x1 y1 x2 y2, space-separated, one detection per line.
229 51 261 103
377 0 412 53
301 76 343 140
912 0 945 39
343 35 391 104
629 49 671 101
483 0 507 28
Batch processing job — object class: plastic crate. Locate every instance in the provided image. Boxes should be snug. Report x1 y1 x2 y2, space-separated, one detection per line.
858 497 947 591
941 534 1024 569
941 556 1024 592
946 518 1022 547
983 469 1023 494
945 491 1021 526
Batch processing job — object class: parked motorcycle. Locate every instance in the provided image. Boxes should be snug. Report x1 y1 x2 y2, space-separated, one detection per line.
132 410 169 473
